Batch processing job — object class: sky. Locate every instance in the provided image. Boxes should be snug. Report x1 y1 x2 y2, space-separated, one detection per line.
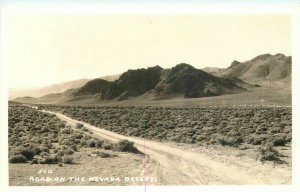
8 14 291 89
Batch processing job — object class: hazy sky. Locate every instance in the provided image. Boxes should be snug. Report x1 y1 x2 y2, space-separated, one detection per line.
8 14 291 89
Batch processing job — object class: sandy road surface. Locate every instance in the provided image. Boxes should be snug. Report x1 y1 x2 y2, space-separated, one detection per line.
45 110 289 185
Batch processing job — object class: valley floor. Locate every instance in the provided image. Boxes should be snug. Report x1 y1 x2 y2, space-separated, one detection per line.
10 110 290 185
12 82 291 107
115 82 291 107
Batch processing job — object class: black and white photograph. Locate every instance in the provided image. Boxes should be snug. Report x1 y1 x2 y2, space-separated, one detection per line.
0 1 300 192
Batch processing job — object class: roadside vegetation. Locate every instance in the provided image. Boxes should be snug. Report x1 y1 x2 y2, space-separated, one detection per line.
10 104 291 163
8 105 140 165
36 104 291 162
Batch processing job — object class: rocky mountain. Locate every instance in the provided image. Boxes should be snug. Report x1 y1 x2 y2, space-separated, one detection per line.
66 63 246 102
149 64 244 99
75 66 163 100
11 53 292 105
219 53 291 82
75 79 111 96
13 63 249 104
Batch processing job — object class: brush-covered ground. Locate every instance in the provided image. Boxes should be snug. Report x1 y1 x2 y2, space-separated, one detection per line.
8 81 292 185
8 105 151 186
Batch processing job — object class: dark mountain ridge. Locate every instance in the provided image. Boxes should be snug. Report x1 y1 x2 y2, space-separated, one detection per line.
150 63 244 99
13 52 291 104
75 66 163 100
61 63 247 102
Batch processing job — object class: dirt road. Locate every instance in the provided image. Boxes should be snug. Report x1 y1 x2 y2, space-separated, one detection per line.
45 110 290 185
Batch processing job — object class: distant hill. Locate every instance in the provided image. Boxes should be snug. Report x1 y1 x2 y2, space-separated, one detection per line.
9 74 120 100
13 96 37 104
219 53 291 83
9 79 89 100
13 89 78 104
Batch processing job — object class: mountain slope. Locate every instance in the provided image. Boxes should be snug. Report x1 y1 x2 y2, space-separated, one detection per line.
12 64 250 104
69 64 245 102
75 79 111 96
75 66 163 100
220 53 291 82
149 63 244 99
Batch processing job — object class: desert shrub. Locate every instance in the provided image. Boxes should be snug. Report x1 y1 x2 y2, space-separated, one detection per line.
270 133 288 146
56 149 65 157
272 137 287 146
64 148 75 155
83 127 89 132
102 141 114 150
83 135 92 140
74 133 84 139
80 139 87 147
58 122 66 128
38 158 47 164
246 134 268 145
87 139 97 148
169 135 181 142
44 155 59 164
40 146 50 153
258 142 280 162
183 138 195 144
60 138 73 146
62 155 74 164
96 151 116 158
114 140 139 153
95 140 104 148
56 148 74 157
9 155 27 163
40 152 49 157
286 133 292 142
31 145 42 155
66 125 72 129
74 139 81 144
37 138 43 144
86 139 102 148
24 143 31 147
216 136 242 147
195 135 207 142
209 139 217 145
70 144 78 151
10 146 36 160
61 128 71 134
31 158 38 164
43 141 53 149
76 123 84 129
